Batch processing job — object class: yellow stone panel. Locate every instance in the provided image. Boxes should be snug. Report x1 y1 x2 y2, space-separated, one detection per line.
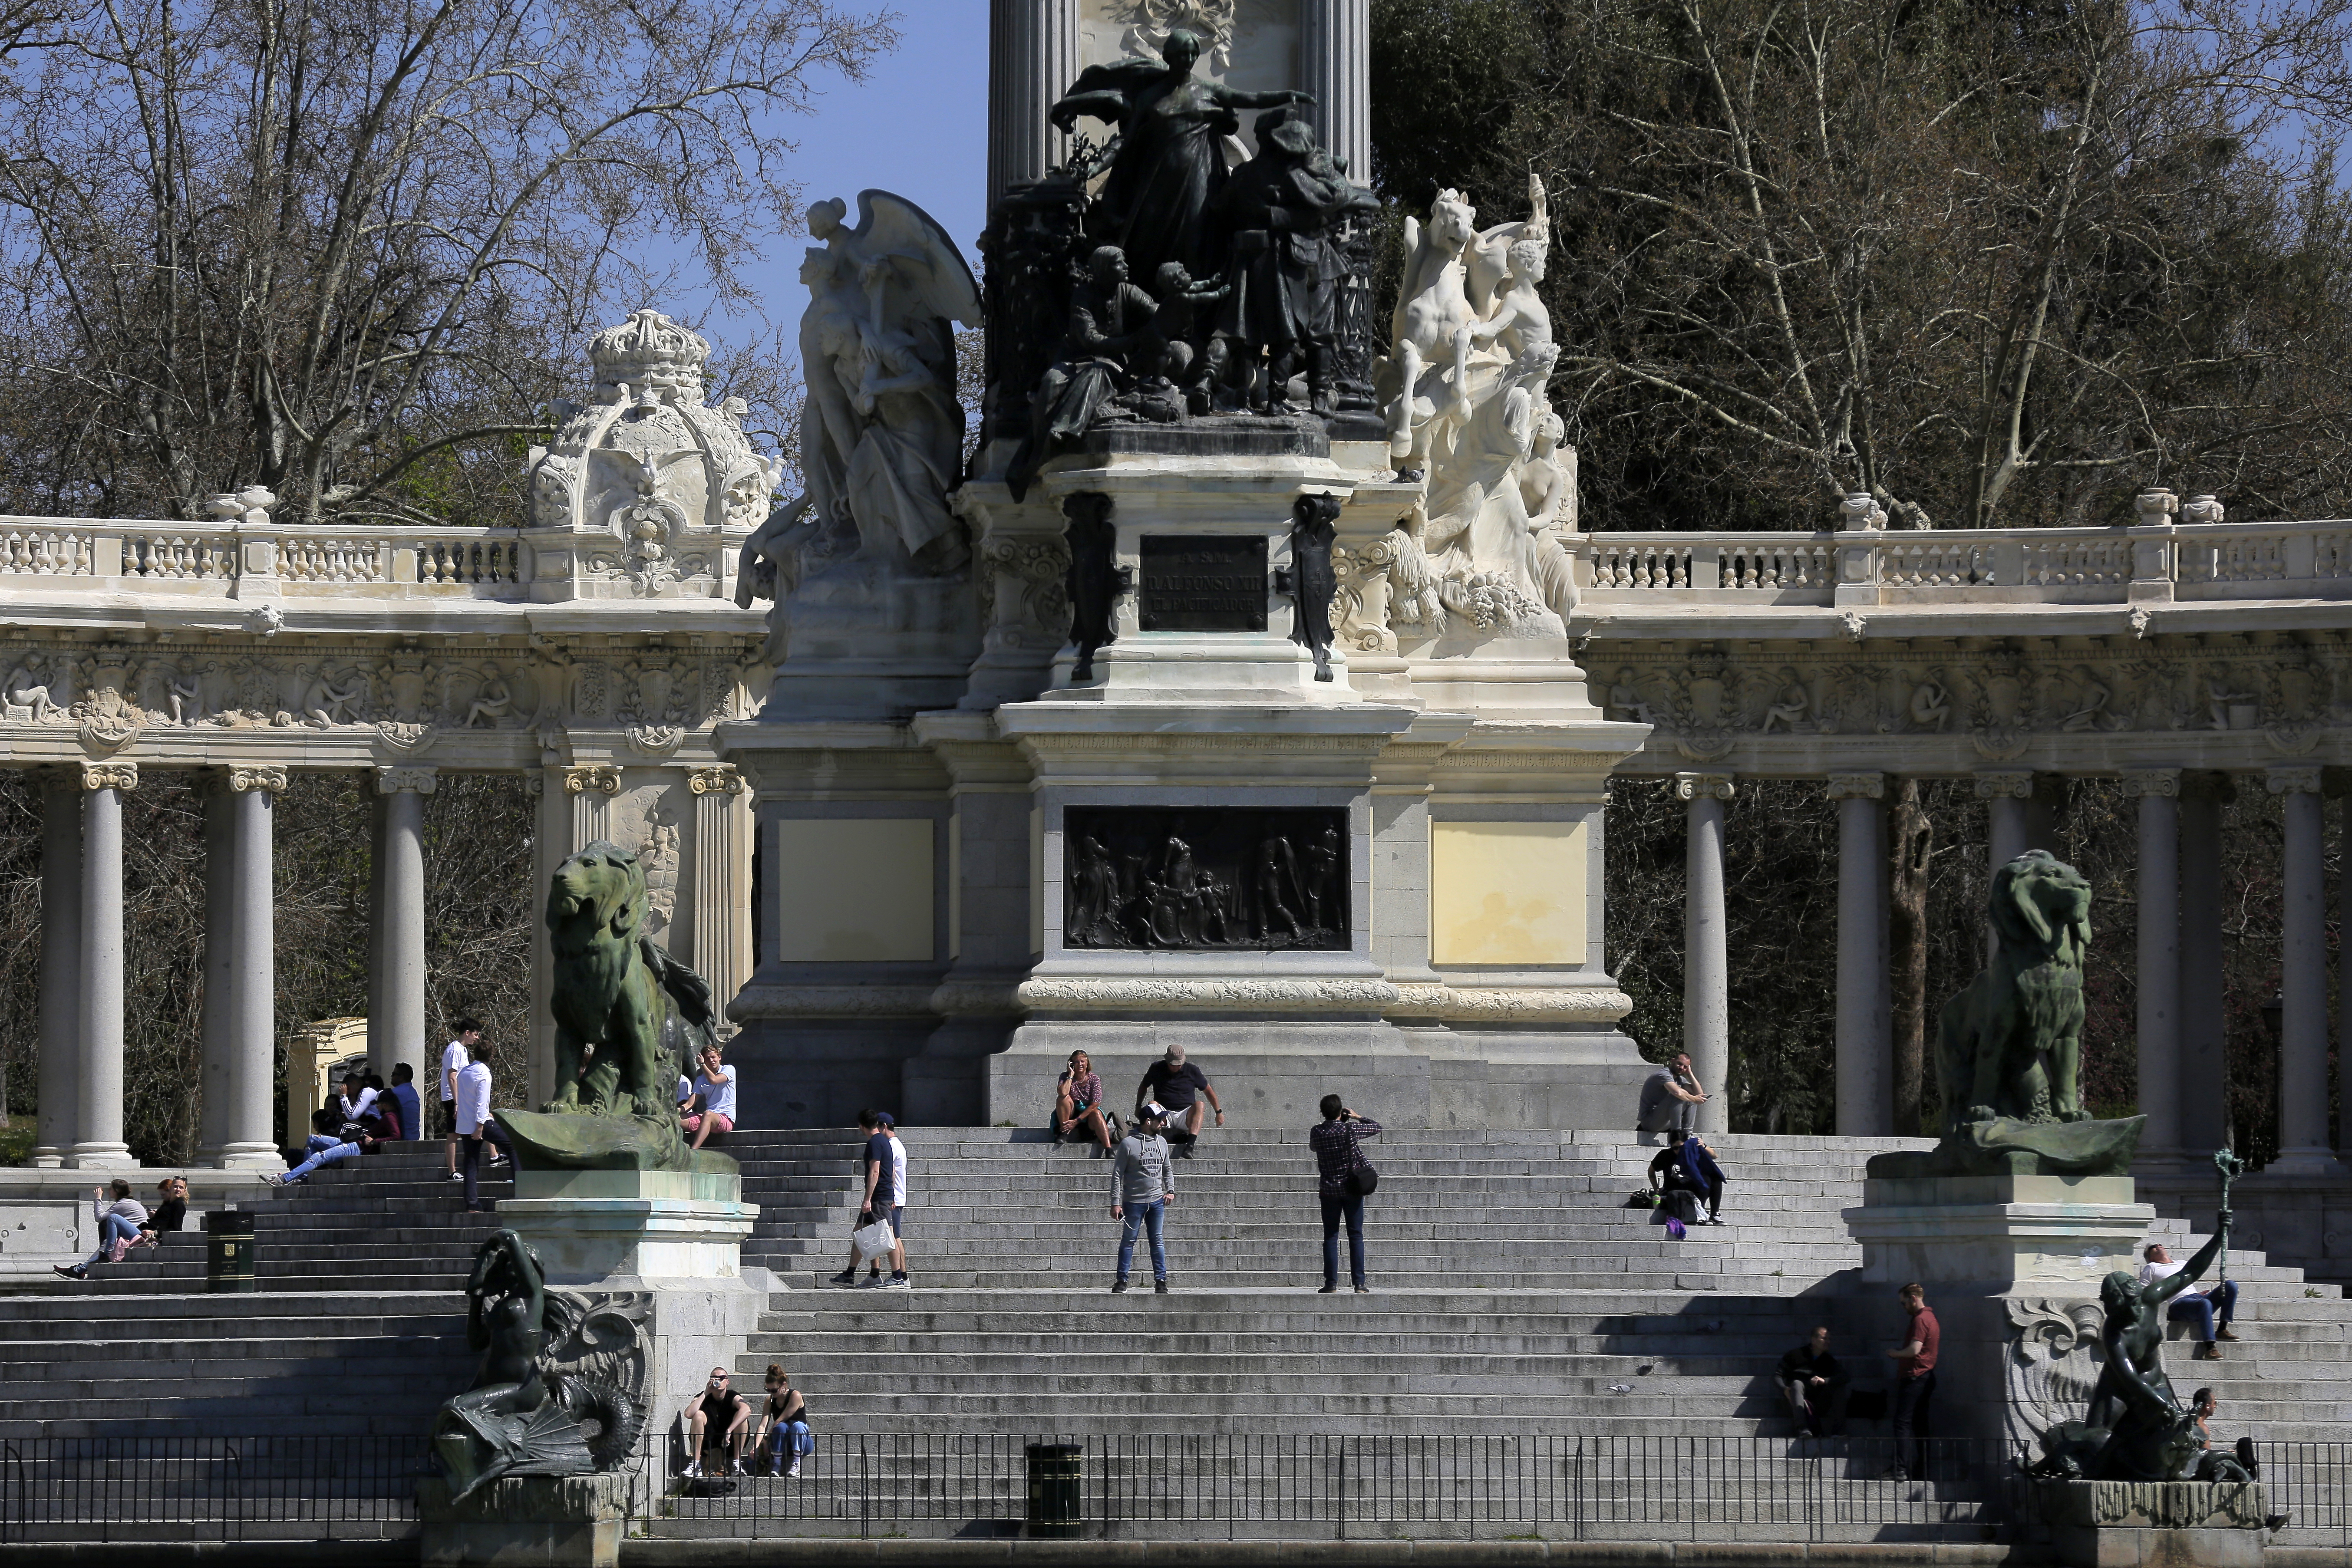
1429 820 1588 966
772 818 934 962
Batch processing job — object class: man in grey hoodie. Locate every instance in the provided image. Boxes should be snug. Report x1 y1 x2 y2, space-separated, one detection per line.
1111 1101 1177 1294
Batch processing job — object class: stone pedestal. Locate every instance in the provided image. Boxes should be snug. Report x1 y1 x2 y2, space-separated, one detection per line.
498 1165 756 1285
1844 1171 2152 1291
420 1472 630 1568
2032 1479 2270 1568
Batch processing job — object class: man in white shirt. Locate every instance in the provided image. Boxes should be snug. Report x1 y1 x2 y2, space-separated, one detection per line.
2139 1241 2240 1359
441 1017 482 1181
680 1044 739 1151
454 1053 514 1213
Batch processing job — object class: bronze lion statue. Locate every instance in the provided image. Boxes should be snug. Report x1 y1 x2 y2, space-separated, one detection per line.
543 840 715 1146
1934 849 2092 1136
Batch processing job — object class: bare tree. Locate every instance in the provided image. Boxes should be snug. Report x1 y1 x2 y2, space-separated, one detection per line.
0 0 891 522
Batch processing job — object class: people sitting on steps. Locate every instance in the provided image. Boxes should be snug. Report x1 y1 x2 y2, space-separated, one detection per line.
1053 1049 1117 1153
386 1061 422 1143
1135 1044 1223 1159
1647 1128 1726 1225
131 1176 188 1252
53 1179 149 1279
681 1365 751 1478
681 1042 737 1152
2141 1241 2240 1360
1778 1325 1850 1437
1634 1052 1708 1143
262 1107 369 1189
756 1364 813 1478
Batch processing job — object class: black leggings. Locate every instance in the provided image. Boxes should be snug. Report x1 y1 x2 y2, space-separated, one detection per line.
460 1119 515 1209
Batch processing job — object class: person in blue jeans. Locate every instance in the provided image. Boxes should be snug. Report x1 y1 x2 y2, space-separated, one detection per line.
53 1179 149 1279
1310 1094 1379 1293
2140 1242 2240 1359
1110 1103 1176 1293
758 1364 814 1478
264 1108 365 1186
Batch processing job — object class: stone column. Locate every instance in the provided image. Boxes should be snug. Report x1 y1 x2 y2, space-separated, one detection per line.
1829 772 1890 1137
527 772 559 1105
33 771 83 1166
2122 769 2181 1162
219 767 288 1167
67 761 137 1168
2176 773 2233 1156
689 766 751 1031
2269 765 2339 1173
365 788 389 1077
1676 772 1734 1134
987 0 1081 201
567 764 619 847
1976 769 2032 965
197 781 238 1163
376 767 436 1090
1298 0 1372 180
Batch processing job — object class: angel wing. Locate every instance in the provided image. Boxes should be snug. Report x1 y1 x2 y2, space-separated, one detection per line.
848 190 980 334
1467 172 1549 316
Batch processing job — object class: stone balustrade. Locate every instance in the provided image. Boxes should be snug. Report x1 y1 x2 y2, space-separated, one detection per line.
0 517 740 600
1575 515 2352 606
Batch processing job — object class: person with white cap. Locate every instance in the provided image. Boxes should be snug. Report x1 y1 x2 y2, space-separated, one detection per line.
1110 1102 1177 1294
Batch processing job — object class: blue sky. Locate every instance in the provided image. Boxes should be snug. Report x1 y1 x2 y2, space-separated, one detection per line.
710 3 990 358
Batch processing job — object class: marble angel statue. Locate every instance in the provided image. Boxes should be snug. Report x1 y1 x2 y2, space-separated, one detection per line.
785 191 981 586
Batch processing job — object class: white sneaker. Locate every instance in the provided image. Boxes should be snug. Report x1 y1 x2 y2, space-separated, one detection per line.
883 1273 911 1291
681 1460 701 1479
785 1461 802 1478
445 1171 464 1182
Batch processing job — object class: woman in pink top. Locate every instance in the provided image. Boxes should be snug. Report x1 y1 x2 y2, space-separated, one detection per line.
1054 1050 1115 1151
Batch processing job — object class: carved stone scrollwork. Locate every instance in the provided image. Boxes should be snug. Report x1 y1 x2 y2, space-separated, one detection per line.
377 766 439 796
80 761 138 792
2005 1296 2105 1457
565 764 622 797
688 765 744 796
2120 769 2180 798
1973 770 2034 801
228 765 290 794
1824 771 1884 801
2267 764 2323 795
979 535 1073 656
1672 771 1734 802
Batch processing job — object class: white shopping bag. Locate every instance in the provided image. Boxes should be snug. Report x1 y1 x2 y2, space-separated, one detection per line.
852 1218 896 1257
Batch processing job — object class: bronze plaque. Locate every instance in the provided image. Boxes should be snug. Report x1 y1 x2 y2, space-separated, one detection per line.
1138 535 1267 631
1064 807 1347 951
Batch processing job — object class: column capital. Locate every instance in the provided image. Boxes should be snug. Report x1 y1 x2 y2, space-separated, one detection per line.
1825 771 1884 801
2266 764 2324 796
565 763 621 797
376 765 438 796
1672 771 1734 802
80 761 137 792
1972 769 2034 800
523 774 545 798
227 765 290 794
689 764 746 797
2120 768 2181 798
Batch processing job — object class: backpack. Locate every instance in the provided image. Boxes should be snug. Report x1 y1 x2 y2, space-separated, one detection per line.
1662 1189 1702 1226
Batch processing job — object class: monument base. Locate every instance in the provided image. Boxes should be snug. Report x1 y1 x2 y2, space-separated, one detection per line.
2032 1479 2270 1568
419 1472 629 1568
1843 1171 2152 1290
498 1165 757 1285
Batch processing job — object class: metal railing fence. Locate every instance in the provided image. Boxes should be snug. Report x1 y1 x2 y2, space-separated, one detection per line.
0 1435 421 1543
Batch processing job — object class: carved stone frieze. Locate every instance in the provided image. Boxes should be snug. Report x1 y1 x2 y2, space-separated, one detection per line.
688 765 744 796
80 761 138 791
228 765 290 794
565 764 622 797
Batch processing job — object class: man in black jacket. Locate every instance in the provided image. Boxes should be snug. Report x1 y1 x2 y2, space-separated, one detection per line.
1778 1326 1850 1436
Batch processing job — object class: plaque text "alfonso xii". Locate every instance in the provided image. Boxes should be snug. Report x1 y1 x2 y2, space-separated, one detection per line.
1138 535 1267 631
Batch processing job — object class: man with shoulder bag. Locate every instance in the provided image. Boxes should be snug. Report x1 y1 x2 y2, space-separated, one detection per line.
1309 1094 1379 1294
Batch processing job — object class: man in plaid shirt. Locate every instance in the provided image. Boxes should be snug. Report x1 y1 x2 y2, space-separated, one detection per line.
1309 1094 1379 1293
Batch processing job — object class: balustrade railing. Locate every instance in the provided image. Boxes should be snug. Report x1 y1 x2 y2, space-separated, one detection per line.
0 518 541 596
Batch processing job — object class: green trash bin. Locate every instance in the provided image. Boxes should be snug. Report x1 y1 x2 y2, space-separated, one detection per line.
1025 1442 1082 1538
205 1208 255 1293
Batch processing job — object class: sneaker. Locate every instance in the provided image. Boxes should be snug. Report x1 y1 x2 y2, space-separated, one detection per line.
261 1173 285 1186
884 1272 911 1291
1112 1279 1130 1294
445 1170 464 1182
681 1460 702 1479
827 1268 858 1287
1154 1280 1169 1294
1884 1468 1909 1482
785 1461 801 1479
51 1265 86 1280
854 1273 886 1288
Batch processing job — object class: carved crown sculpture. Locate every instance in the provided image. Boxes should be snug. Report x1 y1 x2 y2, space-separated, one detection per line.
522 309 780 596
587 309 711 403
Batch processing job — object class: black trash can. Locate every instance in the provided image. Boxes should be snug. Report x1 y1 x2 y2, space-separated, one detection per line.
205 1209 255 1293
1025 1442 1082 1538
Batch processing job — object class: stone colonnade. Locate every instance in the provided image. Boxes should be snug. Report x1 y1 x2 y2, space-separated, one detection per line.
25 755 754 1170
1667 763 2342 1165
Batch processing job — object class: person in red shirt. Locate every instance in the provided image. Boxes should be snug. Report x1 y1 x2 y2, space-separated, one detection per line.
1885 1281 1940 1480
